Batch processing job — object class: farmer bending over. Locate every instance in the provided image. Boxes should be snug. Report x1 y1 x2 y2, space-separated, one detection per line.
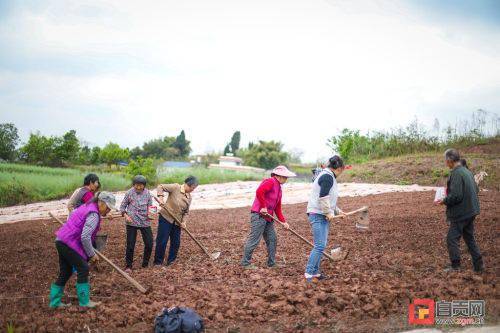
49 192 116 308
241 166 296 269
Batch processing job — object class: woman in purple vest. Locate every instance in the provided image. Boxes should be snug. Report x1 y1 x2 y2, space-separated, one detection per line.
49 191 116 308
241 165 296 269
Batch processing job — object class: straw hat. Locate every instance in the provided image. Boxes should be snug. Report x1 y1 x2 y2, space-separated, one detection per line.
271 165 297 178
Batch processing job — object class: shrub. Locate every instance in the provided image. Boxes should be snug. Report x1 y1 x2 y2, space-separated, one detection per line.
125 157 157 184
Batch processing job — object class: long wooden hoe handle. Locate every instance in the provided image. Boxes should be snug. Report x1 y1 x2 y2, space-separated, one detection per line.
49 212 149 294
329 206 368 220
152 196 214 259
263 213 335 261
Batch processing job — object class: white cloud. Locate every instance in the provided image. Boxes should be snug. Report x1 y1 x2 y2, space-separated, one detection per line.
0 0 499 162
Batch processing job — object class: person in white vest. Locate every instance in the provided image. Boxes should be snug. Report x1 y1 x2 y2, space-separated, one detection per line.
304 155 346 282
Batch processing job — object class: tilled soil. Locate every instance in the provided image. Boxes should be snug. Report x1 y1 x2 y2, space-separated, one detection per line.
0 191 498 332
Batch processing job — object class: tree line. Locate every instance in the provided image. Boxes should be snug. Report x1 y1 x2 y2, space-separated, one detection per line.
329 110 500 163
0 124 192 167
0 124 293 170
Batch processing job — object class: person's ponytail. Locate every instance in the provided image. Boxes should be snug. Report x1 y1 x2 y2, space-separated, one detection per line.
327 155 344 169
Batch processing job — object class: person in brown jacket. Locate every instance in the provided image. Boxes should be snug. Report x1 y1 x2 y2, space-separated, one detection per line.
153 176 199 265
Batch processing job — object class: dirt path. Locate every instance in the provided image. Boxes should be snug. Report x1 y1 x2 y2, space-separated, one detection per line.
0 181 437 224
0 191 497 332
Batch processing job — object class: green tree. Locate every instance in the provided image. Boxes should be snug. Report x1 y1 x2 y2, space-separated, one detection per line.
327 129 359 162
100 142 130 167
172 130 191 158
0 123 20 161
90 146 101 165
240 140 289 169
130 146 144 160
77 145 92 165
20 132 57 165
54 130 80 165
223 144 232 156
125 157 157 184
230 131 241 153
142 136 177 159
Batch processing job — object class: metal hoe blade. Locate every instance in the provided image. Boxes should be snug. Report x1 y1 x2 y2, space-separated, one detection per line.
94 234 108 251
330 245 348 261
355 209 370 230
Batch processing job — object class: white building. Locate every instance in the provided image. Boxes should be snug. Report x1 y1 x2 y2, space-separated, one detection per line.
209 155 265 173
218 156 243 167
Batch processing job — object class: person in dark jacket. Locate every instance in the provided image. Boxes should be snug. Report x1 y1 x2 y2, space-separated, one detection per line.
435 149 483 272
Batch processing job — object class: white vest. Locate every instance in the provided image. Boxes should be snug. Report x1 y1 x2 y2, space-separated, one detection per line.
307 169 338 215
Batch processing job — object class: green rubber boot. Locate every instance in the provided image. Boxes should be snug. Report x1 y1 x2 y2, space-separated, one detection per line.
49 283 71 308
76 282 101 308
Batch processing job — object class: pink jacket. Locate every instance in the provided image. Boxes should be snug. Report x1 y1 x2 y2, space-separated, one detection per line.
251 177 285 222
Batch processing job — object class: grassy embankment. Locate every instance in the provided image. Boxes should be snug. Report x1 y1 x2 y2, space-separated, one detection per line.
157 166 264 185
0 163 130 207
293 139 499 190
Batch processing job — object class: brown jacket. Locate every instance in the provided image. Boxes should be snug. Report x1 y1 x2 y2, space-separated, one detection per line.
156 183 192 224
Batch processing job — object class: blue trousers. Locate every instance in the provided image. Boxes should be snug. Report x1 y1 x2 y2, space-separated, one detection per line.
153 214 181 265
305 213 330 275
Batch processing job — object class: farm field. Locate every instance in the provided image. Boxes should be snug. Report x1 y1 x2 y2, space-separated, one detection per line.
0 163 129 207
0 191 498 332
0 163 265 207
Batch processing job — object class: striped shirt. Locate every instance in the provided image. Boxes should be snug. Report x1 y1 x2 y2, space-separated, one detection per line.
81 212 99 258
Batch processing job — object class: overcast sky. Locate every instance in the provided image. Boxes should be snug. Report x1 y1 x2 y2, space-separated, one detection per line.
1 0 499 162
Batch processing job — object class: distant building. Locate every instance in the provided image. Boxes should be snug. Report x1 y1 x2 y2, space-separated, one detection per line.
209 155 265 173
218 156 243 167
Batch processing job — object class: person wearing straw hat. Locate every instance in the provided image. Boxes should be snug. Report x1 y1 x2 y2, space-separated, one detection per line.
304 156 347 282
49 191 116 308
241 165 296 269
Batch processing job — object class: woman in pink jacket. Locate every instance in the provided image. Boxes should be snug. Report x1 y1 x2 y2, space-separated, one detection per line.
241 165 296 269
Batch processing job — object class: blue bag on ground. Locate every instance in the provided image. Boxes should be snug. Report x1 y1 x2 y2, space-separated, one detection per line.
154 306 204 333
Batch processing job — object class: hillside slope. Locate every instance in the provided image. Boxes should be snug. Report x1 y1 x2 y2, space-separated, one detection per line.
337 140 499 190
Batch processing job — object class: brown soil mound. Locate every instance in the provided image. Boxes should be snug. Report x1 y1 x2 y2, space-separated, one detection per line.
0 191 498 332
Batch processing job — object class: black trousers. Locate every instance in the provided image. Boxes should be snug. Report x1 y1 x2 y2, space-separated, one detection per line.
55 240 89 285
447 216 483 269
126 225 153 268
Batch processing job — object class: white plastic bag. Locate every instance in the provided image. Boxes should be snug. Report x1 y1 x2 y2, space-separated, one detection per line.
434 187 446 202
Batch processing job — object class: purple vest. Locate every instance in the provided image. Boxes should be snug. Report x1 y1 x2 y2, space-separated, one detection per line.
251 177 282 214
56 202 101 260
